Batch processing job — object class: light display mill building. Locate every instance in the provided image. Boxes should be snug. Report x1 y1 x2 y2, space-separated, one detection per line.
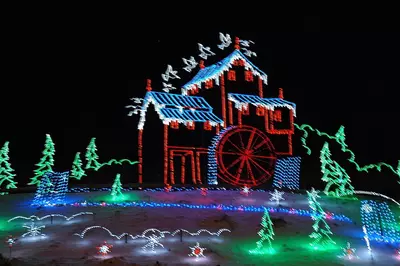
132 37 300 188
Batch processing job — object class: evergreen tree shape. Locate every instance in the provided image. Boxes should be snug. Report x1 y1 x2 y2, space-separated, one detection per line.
111 173 123 198
320 142 355 197
307 190 336 248
249 208 275 254
70 152 86 180
0 142 18 189
85 137 101 171
334 125 348 151
28 134 55 186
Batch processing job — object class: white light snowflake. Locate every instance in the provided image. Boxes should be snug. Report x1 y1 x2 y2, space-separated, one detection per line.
269 189 285 205
361 203 373 213
240 186 250 196
21 222 46 237
97 241 112 256
189 242 206 259
142 229 165 252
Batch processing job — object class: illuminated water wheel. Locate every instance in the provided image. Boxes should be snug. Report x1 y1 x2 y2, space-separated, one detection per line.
214 126 277 187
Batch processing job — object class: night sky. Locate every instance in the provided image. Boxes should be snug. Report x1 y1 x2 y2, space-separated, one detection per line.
1 24 399 196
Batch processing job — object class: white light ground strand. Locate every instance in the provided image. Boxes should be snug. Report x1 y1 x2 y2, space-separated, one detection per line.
8 212 94 222
73 226 231 239
362 226 372 253
354 191 400 207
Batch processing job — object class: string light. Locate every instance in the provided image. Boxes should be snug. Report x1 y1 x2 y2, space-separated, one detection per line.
228 93 296 116
70 152 86 180
189 242 206 259
339 242 357 260
272 157 301 190
8 212 93 223
200 187 207 196
73 226 231 239
360 200 400 243
31 171 69 206
142 229 165 252
28 134 55 186
362 226 372 254
22 222 46 237
240 185 251 196
269 189 285 205
84 138 138 172
217 32 232 50
320 142 355 197
67 199 351 222
307 190 336 249
5 235 17 247
182 49 268 95
96 241 112 256
85 137 101 171
0 141 17 190
111 173 124 199
65 200 353 222
295 123 400 179
207 127 235 185
354 190 400 207
249 208 274 254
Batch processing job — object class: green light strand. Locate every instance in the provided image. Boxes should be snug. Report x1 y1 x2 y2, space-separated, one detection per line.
295 123 400 177
85 137 138 171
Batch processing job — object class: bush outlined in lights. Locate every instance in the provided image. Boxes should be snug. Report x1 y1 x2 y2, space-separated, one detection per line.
70 152 86 180
307 190 336 249
0 141 17 190
320 142 355 197
28 134 55 186
249 208 275 254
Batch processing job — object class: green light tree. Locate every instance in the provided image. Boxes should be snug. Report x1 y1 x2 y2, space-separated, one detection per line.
85 137 101 171
111 173 123 199
397 161 400 184
334 125 348 151
0 142 18 189
307 190 336 249
249 208 274 254
320 142 355 197
28 134 55 186
70 152 86 180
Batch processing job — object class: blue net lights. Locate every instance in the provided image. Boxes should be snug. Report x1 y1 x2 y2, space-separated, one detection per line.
273 157 301 190
207 126 236 185
32 171 69 206
360 200 400 243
